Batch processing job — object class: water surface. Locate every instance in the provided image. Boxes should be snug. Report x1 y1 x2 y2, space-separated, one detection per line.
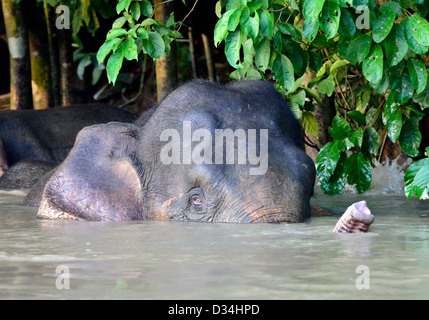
1 190 429 299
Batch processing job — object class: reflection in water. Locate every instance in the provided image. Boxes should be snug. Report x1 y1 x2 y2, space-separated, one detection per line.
1 190 429 299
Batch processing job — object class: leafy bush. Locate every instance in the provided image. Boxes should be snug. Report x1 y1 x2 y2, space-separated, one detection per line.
96 0 184 84
214 0 429 195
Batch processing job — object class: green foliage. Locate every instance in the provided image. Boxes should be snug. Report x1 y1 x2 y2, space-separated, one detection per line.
97 0 183 84
316 115 371 193
215 0 429 196
405 148 429 200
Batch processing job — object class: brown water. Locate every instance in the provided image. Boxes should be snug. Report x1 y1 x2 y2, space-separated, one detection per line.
1 189 429 300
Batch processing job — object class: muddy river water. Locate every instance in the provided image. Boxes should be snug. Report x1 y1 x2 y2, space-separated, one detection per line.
1 185 429 299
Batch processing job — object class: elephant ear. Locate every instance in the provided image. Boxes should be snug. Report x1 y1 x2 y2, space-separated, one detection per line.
37 122 146 221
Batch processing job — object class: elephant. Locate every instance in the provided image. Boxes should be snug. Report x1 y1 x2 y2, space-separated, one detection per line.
36 80 375 231
0 104 136 188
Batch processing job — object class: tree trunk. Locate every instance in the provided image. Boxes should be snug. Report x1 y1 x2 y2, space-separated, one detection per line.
188 27 197 78
154 0 178 101
43 1 61 107
58 28 75 106
1 0 33 109
201 33 216 81
26 1 53 109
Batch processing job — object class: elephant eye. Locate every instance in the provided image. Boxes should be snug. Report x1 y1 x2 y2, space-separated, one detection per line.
190 194 207 211
191 195 206 207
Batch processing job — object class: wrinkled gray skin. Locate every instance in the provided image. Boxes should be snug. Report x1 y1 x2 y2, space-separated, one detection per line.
0 160 55 190
38 80 316 223
0 105 136 189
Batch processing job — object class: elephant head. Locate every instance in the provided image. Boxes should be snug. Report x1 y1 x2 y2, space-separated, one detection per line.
37 80 315 223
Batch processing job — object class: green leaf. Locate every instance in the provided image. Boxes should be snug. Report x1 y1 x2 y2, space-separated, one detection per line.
259 10 274 38
342 34 372 65
143 31 165 58
226 0 246 11
123 38 138 61
316 141 342 182
290 89 306 106
301 111 319 136
363 44 383 84
245 68 262 79
409 13 429 46
379 2 402 17
242 37 254 66
166 13 176 28
214 10 235 47
215 1 222 18
391 68 414 104
318 75 336 96
345 153 372 193
386 105 403 143
116 0 131 14
330 59 349 73
91 66 103 86
399 112 423 157
140 18 157 27
140 0 153 17
130 2 141 21
404 158 429 199
407 57 427 94
412 165 429 199
106 44 125 84
272 54 294 92
319 151 347 195
338 8 356 37
77 55 91 80
328 115 351 142
240 9 259 40
413 70 429 109
303 0 326 21
290 103 302 120
320 1 341 40
385 24 408 67
403 17 428 55
278 23 302 42
97 38 122 64
303 19 320 43
347 110 366 125
255 38 271 72
347 128 364 148
138 28 149 39
112 17 127 29
372 12 396 43
106 28 128 41
225 29 242 68
228 8 242 32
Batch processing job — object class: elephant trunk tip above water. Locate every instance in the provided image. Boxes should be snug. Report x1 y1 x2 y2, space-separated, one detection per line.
36 79 342 226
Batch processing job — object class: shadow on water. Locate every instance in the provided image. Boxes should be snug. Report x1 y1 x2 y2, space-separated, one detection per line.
1 179 429 299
